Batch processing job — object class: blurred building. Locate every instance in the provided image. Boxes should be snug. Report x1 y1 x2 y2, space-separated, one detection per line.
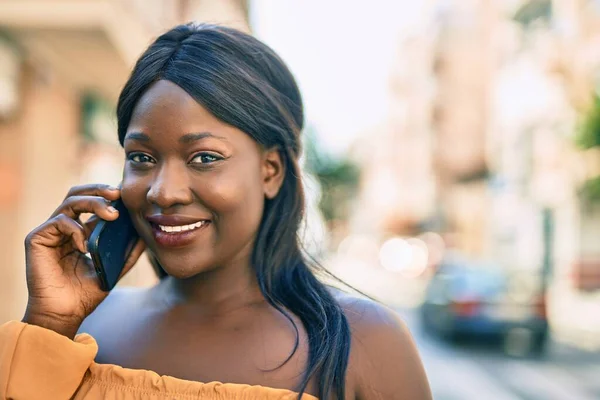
350 0 600 337
0 0 249 324
482 0 600 342
551 0 600 288
545 0 600 344
430 0 501 258
351 1 438 240
351 0 501 256
430 0 600 323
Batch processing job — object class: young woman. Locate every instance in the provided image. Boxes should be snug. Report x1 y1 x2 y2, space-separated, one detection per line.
0 24 431 400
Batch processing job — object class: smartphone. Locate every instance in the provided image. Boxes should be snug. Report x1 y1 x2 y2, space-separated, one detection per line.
88 199 139 291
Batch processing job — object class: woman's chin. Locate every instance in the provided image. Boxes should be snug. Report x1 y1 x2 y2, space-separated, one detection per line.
160 264 217 280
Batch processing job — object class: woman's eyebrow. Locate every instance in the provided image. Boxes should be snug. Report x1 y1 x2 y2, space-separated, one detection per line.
124 132 150 142
124 132 228 143
179 132 228 143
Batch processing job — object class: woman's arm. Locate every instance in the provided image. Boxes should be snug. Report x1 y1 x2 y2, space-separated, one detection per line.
0 321 98 399
1 184 145 399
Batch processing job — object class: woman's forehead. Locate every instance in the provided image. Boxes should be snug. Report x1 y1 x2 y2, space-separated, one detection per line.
131 81 207 121
126 80 255 149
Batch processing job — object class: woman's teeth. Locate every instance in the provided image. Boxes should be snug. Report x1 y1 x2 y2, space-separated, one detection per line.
158 221 207 233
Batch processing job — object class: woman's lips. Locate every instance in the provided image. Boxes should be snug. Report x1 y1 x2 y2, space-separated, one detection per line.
150 221 210 248
145 215 212 248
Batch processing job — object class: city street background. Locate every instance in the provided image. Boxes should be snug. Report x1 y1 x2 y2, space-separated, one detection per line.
1 1 600 399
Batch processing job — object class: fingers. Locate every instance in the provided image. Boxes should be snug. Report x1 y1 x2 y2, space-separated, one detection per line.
64 184 121 201
27 215 88 254
52 196 120 221
119 238 147 279
56 183 121 221
82 215 100 236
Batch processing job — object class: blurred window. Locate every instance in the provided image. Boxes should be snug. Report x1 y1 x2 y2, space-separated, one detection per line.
78 93 123 186
0 38 20 120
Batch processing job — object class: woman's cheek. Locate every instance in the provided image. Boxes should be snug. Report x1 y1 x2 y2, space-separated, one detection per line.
120 174 146 210
199 172 248 211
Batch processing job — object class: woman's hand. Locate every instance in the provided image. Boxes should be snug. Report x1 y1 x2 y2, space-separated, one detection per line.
22 184 146 339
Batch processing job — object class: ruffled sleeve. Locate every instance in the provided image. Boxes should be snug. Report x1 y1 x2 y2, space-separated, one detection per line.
0 320 97 399
0 321 317 399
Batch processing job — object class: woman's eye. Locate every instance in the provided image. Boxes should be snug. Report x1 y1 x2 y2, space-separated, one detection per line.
190 153 222 165
127 153 155 164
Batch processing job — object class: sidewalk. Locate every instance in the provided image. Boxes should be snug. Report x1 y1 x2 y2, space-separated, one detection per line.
548 282 600 352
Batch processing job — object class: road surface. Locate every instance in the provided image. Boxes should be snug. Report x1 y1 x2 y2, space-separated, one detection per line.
397 308 600 400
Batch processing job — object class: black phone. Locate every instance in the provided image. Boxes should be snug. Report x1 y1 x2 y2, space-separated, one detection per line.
87 199 139 291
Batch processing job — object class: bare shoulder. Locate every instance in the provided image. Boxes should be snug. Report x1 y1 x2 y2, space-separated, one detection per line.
79 286 149 335
334 289 404 332
332 289 432 400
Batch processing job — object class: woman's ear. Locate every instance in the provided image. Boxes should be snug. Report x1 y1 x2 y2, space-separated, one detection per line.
262 148 285 199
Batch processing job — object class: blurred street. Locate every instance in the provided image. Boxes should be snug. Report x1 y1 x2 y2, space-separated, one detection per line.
326 251 600 400
398 307 600 400
2 0 600 397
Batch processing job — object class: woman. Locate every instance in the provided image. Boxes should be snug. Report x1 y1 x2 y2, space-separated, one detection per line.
0 24 431 400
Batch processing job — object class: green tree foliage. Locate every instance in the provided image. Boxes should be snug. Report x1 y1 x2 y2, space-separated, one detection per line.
303 126 361 222
579 176 600 204
513 0 552 28
576 94 600 203
576 94 600 150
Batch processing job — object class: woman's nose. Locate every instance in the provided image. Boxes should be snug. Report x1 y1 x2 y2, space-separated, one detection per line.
146 163 193 209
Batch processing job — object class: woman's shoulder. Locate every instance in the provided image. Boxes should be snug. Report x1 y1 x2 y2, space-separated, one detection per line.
331 288 433 400
329 287 409 337
78 286 151 336
332 288 403 329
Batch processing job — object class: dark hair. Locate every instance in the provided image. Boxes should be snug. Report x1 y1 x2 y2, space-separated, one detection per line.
116 23 350 399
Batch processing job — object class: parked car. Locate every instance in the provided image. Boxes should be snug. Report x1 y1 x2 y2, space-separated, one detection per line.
420 259 549 355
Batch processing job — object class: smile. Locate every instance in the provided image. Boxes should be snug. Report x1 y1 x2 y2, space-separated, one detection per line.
148 220 211 248
157 221 208 233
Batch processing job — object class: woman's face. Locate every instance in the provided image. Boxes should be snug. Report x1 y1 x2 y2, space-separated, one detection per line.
121 80 282 278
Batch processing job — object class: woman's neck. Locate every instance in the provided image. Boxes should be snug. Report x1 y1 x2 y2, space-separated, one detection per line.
157 257 265 316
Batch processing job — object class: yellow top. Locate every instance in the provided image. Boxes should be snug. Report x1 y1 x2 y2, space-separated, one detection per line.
0 321 317 400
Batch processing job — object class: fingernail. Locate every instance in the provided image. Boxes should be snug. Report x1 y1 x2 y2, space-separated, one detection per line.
109 186 120 191
83 241 88 253
107 206 118 213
